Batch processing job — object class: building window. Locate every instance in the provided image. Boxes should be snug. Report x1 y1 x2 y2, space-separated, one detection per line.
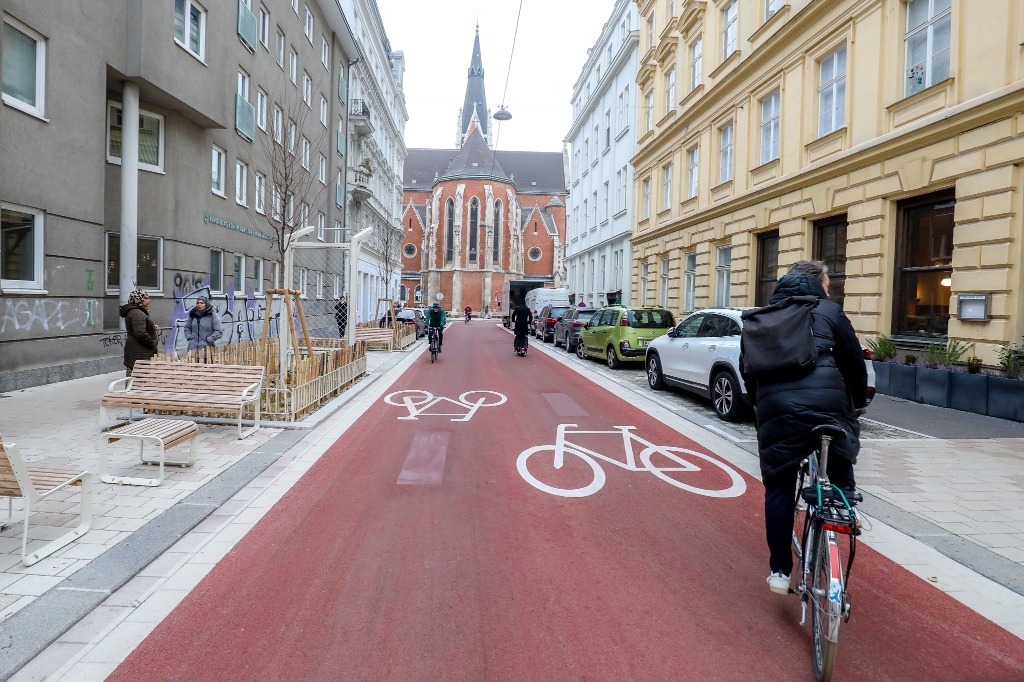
104 233 162 292
315 271 324 299
404 243 417 258
301 136 311 168
528 247 542 261
287 118 296 153
299 268 308 298
644 91 654 132
291 0 298 15
276 28 285 67
271 185 282 221
719 122 734 184
647 16 654 50
715 246 732 307
894 192 954 337
662 163 673 211
818 46 846 137
640 263 649 305
255 172 266 214
318 153 327 184
106 103 165 173
258 6 269 47
687 146 699 199
722 0 738 60
684 252 697 312
1 204 44 290
302 71 312 106
604 109 611 148
289 48 298 84
689 36 702 92
317 212 325 241
304 6 314 42
760 89 781 164
256 88 268 130
469 198 479 263
210 249 224 293
2 16 46 118
445 198 454 264
211 145 226 195
299 202 308 230
235 160 248 205
492 200 503 265
765 0 783 21
321 36 330 68
252 258 264 295
755 231 779 306
602 181 609 221
665 68 676 115
320 95 328 126
591 191 598 226
642 177 651 218
660 258 670 307
231 254 244 293
905 0 952 97
273 105 283 144
814 215 848 307
173 0 206 60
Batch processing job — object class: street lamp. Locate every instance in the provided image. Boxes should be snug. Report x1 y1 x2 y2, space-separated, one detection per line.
493 107 512 121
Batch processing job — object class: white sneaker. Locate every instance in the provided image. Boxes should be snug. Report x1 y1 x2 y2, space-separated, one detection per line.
767 572 790 595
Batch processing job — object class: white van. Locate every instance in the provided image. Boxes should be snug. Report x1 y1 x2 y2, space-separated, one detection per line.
524 287 570 321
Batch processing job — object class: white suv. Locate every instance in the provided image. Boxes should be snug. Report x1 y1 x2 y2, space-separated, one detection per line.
644 308 875 422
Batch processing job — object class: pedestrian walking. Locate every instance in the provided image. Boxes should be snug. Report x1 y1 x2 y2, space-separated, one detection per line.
484 304 490 319
334 295 349 337
119 290 160 375
184 296 223 360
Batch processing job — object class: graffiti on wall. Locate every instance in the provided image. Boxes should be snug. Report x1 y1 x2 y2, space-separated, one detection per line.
0 298 99 340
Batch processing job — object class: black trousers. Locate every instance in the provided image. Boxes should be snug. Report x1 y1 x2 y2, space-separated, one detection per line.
764 457 855 575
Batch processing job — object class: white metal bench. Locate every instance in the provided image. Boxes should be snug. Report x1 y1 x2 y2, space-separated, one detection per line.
354 326 395 351
100 418 199 487
0 438 94 566
100 361 263 439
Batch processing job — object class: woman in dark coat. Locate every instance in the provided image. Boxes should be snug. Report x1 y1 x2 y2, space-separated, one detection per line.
184 296 223 353
742 260 868 593
119 290 159 374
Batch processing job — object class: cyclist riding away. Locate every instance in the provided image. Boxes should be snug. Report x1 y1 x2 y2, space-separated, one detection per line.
740 260 868 595
510 300 532 355
425 302 446 352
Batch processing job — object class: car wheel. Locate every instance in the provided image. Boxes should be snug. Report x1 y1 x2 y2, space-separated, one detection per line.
606 346 621 369
711 370 744 422
576 340 587 360
647 354 665 390
567 339 577 354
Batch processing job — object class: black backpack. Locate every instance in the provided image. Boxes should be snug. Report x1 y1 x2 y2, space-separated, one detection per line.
740 295 819 376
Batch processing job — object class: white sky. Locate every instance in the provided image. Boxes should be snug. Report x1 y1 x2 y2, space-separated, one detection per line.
376 0 615 152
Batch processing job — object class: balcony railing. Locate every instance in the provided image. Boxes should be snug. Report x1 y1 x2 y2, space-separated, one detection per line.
236 94 255 141
350 99 373 136
350 167 372 203
237 0 257 53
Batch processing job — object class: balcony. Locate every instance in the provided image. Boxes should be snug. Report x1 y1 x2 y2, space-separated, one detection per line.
237 0 257 53
235 94 255 141
350 99 374 136
349 167 372 203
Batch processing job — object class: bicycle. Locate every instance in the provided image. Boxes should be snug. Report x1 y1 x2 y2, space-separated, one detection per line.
517 423 746 499
464 312 472 324
792 424 863 682
427 326 440 363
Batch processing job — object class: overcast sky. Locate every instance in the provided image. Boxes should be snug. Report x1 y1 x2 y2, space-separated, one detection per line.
376 0 614 152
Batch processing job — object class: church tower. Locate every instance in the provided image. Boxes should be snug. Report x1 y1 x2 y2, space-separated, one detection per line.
456 25 490 147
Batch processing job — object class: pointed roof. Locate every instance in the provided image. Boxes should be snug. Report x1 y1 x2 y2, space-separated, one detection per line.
438 125 509 182
460 25 488 143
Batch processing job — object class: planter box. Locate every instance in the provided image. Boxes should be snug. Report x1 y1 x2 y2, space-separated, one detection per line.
872 361 891 395
916 366 951 408
950 373 988 415
986 376 1024 421
888 364 917 400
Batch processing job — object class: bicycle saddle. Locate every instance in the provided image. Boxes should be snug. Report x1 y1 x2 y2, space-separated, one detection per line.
812 424 847 440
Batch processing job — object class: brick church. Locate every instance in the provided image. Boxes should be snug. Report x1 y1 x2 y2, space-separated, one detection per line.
400 27 568 314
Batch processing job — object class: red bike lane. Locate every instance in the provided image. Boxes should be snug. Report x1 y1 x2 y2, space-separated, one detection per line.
110 322 1024 681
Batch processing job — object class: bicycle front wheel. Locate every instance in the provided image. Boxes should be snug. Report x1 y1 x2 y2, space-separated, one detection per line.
639 447 746 498
811 527 842 681
516 446 606 498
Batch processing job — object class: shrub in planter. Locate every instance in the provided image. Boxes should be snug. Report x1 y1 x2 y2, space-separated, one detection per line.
966 357 983 374
903 354 917 366
997 340 1024 379
865 335 897 362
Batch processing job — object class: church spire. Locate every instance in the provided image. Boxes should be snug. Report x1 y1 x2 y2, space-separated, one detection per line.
459 25 489 147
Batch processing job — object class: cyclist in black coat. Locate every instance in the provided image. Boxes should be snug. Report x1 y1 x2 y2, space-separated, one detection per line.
741 260 868 594
510 302 533 353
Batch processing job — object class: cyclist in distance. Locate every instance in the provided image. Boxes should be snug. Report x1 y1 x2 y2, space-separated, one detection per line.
740 260 868 595
510 299 533 354
464 305 472 322
425 302 446 352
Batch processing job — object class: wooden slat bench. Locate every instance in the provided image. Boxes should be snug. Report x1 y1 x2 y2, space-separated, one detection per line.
354 326 394 351
100 361 263 439
0 437 94 566
100 418 199 487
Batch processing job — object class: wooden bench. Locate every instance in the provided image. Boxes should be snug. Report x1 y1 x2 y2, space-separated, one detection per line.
100 361 263 439
354 326 394 351
0 438 94 566
100 418 199 487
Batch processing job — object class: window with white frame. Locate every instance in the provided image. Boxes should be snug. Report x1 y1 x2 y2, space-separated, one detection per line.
583 138 589 166
304 6 314 43
256 88 268 130
299 267 308 298
287 118 296 153
255 172 266 214
905 0 951 97
289 47 297 84
615 169 623 213
258 6 269 47
1 204 45 290
252 258 264 295
211 145 226 195
286 193 294 226
602 181 609 221
2 16 46 118
321 36 329 68
319 95 328 126
613 250 623 289
719 122 734 184
689 36 702 91
662 163 672 211
646 16 654 50
687 146 699 199
715 245 732 307
291 0 298 14
104 233 162 292
684 251 697 312
235 160 248 205
604 109 611 148
582 199 589 228
665 68 675 115
174 0 206 60
645 91 654 132
601 255 607 291
765 0 783 21
722 0 738 60
301 136 311 168
302 71 312 106
333 273 340 297
818 45 847 137
276 28 285 67
210 249 224 293
334 220 343 243
273 105 283 144
317 212 325 240
642 177 651 218
106 103 165 173
318 154 327 183
760 89 781 164
660 258 670 307
640 262 650 305
619 165 628 211
591 191 598 226
316 271 324 299
271 185 282 221
299 202 309 230
232 254 244 293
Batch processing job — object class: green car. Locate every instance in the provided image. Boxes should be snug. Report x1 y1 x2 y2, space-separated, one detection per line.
576 305 676 368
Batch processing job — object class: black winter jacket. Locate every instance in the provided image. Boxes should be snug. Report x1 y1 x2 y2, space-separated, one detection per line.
742 273 868 483
119 303 159 371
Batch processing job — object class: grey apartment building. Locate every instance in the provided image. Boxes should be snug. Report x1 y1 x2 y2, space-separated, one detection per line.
0 0 403 390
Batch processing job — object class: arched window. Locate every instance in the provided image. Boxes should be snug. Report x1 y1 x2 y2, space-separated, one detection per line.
493 200 502 265
468 198 479 264
415 284 422 302
445 198 454 264
399 284 407 301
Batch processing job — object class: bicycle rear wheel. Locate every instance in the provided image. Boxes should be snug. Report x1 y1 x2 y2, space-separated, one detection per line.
810 526 841 681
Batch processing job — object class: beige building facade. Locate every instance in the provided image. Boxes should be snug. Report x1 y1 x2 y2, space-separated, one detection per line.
632 0 1024 364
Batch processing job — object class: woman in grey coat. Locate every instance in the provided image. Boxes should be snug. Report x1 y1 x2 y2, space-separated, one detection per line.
184 296 223 353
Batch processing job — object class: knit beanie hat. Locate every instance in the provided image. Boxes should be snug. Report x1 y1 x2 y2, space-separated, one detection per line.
128 290 149 306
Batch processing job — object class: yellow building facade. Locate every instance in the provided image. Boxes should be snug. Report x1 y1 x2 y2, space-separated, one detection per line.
632 0 1024 363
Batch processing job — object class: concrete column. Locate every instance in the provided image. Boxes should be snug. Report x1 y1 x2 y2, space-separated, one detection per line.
119 82 140 321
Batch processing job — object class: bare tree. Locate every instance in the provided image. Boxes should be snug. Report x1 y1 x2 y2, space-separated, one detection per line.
370 220 404 301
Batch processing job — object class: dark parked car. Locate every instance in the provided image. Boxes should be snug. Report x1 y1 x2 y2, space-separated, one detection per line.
553 307 597 353
534 305 572 342
396 309 426 338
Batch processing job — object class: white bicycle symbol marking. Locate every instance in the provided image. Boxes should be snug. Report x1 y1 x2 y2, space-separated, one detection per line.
517 423 747 499
384 389 507 422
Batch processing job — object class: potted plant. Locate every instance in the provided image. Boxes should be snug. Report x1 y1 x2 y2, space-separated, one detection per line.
865 335 896 395
916 339 969 408
988 340 1024 420
359 157 374 175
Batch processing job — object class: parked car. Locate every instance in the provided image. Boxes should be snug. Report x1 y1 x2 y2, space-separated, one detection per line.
395 309 426 338
576 305 676 369
644 307 876 422
553 307 597 353
534 305 572 342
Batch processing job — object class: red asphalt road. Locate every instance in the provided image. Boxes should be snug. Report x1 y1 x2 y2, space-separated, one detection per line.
111 323 1024 681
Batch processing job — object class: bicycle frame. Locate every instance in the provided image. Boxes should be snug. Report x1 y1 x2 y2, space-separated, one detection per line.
551 424 659 471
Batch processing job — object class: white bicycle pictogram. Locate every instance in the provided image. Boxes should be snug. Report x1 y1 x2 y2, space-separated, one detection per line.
517 423 747 499
384 389 507 421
